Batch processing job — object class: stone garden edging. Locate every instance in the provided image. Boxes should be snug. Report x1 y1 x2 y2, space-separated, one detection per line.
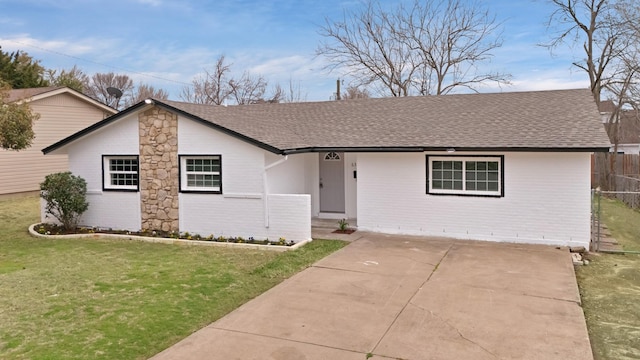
28 224 311 252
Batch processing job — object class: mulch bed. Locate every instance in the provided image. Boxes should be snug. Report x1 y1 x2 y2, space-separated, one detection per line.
332 229 356 234
32 223 295 246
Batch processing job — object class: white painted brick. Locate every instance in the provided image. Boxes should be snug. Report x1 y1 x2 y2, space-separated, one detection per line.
357 152 591 248
51 114 312 242
179 118 310 242
179 117 264 193
265 153 308 194
54 111 590 248
45 113 142 230
266 194 311 241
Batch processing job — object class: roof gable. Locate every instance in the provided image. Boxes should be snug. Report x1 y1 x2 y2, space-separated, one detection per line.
44 89 611 155
6 86 116 114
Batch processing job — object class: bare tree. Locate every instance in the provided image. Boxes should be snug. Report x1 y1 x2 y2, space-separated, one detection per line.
605 38 640 154
182 55 294 105
278 78 307 103
546 0 640 188
544 0 631 106
266 84 285 104
126 83 169 107
181 55 232 105
228 71 268 105
83 72 134 110
316 0 510 96
400 0 508 95
342 85 370 99
616 1 640 104
317 1 416 96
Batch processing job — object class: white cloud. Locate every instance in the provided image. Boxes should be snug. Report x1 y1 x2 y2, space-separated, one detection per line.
473 67 590 94
246 55 328 79
0 34 118 57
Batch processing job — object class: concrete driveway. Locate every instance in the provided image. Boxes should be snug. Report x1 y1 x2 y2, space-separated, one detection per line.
150 233 593 360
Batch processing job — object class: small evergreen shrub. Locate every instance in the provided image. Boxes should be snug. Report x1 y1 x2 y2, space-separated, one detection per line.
40 172 89 231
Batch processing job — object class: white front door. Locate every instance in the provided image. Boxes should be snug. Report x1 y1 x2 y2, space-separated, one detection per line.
319 152 345 213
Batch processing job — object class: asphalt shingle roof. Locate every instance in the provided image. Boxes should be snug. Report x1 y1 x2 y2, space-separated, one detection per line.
604 109 640 145
5 86 65 103
159 88 611 152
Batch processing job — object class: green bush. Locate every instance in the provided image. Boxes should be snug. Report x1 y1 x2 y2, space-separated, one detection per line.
40 172 89 230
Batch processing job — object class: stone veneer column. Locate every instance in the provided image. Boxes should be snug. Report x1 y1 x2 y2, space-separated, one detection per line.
139 107 179 232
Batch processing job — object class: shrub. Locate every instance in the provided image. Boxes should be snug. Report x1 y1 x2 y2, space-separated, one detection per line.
40 172 89 231
338 218 349 231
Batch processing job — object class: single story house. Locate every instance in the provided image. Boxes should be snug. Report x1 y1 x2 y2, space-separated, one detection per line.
42 89 610 248
0 86 116 196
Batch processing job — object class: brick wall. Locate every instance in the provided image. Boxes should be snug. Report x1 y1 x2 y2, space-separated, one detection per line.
177 117 311 242
64 114 141 230
356 152 591 248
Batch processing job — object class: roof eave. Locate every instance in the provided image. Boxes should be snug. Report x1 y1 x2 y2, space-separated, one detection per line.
20 87 116 114
282 146 612 154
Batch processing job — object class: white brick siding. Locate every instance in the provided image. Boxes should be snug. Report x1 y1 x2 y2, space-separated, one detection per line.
265 153 308 194
57 113 141 230
48 106 593 248
266 194 311 241
180 193 311 241
357 152 591 248
178 117 310 242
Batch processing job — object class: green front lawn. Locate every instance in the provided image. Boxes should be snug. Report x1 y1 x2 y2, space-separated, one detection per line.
0 196 346 360
577 197 640 360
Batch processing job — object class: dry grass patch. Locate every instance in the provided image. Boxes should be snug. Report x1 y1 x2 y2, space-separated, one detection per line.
577 197 640 360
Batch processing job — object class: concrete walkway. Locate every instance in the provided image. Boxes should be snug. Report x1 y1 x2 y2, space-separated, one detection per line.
150 233 593 360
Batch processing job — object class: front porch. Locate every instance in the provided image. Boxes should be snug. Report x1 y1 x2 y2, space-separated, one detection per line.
311 217 360 241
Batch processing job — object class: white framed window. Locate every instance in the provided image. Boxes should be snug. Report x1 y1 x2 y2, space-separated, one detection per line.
426 156 503 197
102 155 139 191
179 155 222 193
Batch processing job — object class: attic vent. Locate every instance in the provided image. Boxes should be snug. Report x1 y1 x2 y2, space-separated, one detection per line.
324 152 341 161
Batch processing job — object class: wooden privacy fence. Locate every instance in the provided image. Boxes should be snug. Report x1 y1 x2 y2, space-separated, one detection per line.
592 153 640 188
592 153 640 209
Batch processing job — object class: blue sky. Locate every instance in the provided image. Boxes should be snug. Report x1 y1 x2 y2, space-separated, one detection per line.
0 0 589 102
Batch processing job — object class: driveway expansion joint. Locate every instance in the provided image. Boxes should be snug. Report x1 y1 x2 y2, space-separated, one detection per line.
207 326 370 356
370 243 454 353
520 292 584 305
311 264 384 275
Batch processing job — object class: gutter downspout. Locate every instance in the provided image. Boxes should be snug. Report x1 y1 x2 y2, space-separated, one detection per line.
263 155 289 227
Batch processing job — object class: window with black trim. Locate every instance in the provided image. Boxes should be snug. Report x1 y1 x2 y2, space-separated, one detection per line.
427 156 503 196
180 155 222 193
103 155 139 191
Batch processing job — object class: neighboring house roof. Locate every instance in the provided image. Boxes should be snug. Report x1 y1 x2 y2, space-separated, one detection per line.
604 109 640 145
6 86 116 114
44 88 611 155
599 100 616 114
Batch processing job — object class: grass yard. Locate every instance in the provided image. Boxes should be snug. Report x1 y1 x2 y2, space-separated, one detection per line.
576 197 640 360
0 195 346 360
